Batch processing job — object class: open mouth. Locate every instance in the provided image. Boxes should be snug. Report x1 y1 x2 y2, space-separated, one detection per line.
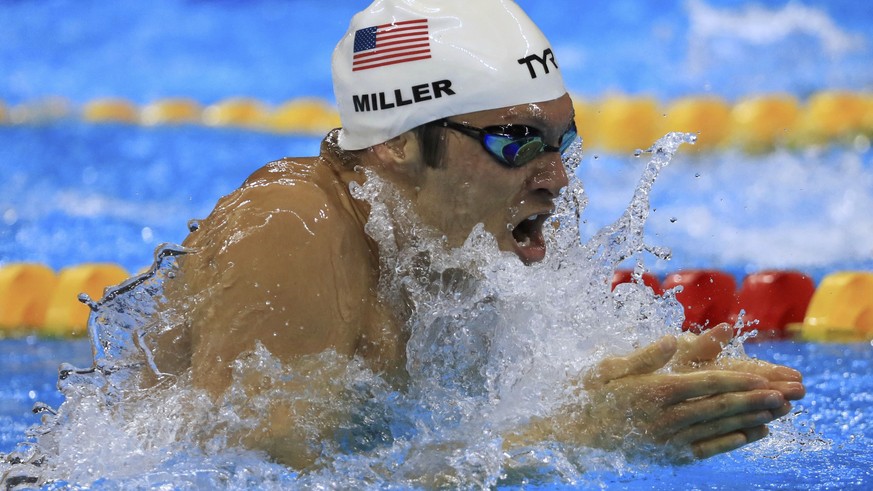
511 213 550 263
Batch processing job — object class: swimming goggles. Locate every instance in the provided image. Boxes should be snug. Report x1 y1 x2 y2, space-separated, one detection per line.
433 119 578 168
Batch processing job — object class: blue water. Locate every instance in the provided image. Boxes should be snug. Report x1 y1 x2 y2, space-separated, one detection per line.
1 0 871 104
3 123 871 279
0 124 320 272
2 339 871 489
0 338 91 455
2 0 873 277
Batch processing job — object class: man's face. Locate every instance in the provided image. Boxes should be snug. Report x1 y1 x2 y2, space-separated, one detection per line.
409 93 574 264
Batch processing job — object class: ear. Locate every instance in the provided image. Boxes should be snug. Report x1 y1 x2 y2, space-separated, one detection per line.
371 131 425 178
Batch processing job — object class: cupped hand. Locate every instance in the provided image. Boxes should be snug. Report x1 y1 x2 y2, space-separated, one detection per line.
672 323 805 402
575 335 789 460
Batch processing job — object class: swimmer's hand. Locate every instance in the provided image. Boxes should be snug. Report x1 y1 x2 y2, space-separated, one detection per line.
508 335 790 461
577 335 792 460
672 323 806 402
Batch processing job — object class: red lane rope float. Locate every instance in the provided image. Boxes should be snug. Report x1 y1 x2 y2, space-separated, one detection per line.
662 269 739 334
611 269 663 295
731 270 816 340
1 263 870 340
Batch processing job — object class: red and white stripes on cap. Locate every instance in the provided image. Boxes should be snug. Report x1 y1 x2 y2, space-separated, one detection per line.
352 18 431 72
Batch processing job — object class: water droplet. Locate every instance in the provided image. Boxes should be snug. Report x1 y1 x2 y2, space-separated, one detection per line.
694 173 701 178
188 219 200 232
77 293 98 311
3 208 18 225
31 402 56 415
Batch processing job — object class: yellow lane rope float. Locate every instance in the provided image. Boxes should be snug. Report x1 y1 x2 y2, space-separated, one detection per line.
0 263 129 337
792 271 873 343
1 91 871 153
1 262 871 342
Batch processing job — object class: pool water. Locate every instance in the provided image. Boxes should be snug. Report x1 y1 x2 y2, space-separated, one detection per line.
2 338 871 489
2 0 872 276
2 124 871 280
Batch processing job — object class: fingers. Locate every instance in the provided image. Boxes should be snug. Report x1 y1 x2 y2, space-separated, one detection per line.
770 401 793 419
671 409 774 447
674 343 806 402
741 425 770 445
769 381 806 401
664 390 791 445
691 425 769 459
718 358 803 383
661 389 785 438
714 359 805 400
661 370 770 404
583 335 677 387
675 323 733 364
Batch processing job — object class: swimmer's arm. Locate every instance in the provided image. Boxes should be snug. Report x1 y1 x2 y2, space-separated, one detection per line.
504 334 803 461
178 180 376 468
187 178 374 371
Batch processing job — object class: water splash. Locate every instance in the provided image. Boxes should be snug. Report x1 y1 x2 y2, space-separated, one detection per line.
0 133 821 489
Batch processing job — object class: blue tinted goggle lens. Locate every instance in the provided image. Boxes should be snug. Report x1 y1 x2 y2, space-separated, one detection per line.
440 120 578 168
483 135 543 166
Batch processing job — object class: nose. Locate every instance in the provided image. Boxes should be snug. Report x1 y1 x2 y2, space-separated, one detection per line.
527 153 569 198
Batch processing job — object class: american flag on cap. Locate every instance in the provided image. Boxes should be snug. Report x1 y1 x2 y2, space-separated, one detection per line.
352 19 431 71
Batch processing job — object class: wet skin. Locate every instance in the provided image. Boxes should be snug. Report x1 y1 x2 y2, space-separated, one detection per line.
152 93 804 468
383 95 573 264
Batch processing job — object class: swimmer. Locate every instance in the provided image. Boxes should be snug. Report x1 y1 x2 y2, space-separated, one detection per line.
150 0 804 470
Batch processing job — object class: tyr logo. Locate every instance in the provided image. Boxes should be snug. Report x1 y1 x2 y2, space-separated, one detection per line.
517 48 558 79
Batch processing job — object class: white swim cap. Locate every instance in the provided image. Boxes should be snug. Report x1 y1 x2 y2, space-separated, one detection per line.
332 0 567 150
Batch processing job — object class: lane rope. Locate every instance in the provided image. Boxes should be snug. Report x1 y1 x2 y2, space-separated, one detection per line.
1 91 872 153
0 262 870 341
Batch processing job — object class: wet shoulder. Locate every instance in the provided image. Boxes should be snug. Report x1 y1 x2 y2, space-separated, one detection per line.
181 155 376 286
191 156 358 240
239 156 343 209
